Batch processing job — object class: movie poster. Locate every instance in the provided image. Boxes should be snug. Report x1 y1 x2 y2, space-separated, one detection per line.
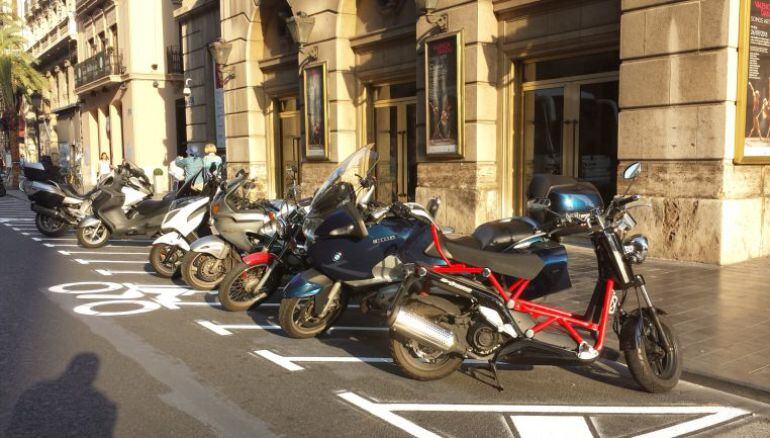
738 0 770 162
303 63 328 160
425 32 463 157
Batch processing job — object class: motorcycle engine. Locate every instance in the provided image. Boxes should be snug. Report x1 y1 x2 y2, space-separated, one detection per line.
467 321 501 356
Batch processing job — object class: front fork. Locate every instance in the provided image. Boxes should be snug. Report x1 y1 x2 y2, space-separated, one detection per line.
628 275 673 352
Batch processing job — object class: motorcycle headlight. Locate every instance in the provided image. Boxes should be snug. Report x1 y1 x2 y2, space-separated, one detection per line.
623 234 649 264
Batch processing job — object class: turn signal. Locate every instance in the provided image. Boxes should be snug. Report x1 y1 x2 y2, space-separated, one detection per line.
211 203 221 215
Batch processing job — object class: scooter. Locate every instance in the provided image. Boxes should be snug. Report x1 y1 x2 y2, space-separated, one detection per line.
20 161 98 236
179 173 288 290
76 161 192 248
149 166 222 277
278 145 446 338
385 163 682 393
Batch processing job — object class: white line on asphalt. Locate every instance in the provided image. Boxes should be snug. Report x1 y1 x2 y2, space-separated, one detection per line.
33 237 153 242
59 250 148 256
511 416 592 438
95 269 154 276
253 350 486 372
196 320 388 336
44 243 151 248
337 392 752 438
75 259 148 265
257 302 361 309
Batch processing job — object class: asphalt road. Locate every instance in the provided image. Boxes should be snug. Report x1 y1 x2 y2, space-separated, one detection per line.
1 194 769 437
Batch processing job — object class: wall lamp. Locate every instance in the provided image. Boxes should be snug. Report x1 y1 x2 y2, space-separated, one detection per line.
416 0 448 31
209 39 235 84
285 11 318 60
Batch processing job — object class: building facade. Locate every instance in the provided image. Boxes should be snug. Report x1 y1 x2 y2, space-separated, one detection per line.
23 0 80 166
73 0 183 185
173 0 221 156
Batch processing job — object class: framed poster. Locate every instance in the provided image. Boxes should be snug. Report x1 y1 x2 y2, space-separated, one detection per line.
425 31 464 157
736 0 770 163
303 62 329 160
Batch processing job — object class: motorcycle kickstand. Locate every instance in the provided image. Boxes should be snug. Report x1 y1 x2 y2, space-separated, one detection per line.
488 360 504 392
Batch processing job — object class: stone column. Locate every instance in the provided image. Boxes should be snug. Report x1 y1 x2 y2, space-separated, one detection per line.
109 103 123 163
617 0 768 264
97 106 109 158
414 0 500 233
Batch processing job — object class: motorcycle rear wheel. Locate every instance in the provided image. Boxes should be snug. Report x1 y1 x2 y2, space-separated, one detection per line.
389 301 464 381
622 315 682 393
181 251 227 290
76 222 111 248
278 295 348 339
218 262 281 312
149 243 183 278
35 213 69 237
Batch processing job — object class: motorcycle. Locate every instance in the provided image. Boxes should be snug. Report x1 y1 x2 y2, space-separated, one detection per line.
20 161 97 236
278 145 446 338
385 162 682 393
76 161 191 248
217 174 310 311
179 172 291 290
149 165 222 277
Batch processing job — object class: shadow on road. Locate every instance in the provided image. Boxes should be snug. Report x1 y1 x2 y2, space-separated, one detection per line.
5 353 116 438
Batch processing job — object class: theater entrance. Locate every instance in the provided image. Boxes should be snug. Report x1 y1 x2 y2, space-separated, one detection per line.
372 82 417 203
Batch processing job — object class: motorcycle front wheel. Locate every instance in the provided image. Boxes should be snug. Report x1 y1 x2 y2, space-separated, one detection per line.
218 262 281 312
389 301 464 381
278 295 348 339
622 313 682 393
76 222 111 248
149 243 184 278
181 251 228 290
35 213 69 237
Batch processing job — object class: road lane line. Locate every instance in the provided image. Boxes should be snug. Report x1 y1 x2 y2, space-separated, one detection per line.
338 393 441 438
253 350 486 372
95 269 155 276
196 320 387 336
60 250 148 256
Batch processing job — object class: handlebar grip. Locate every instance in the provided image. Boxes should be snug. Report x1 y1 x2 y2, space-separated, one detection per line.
616 194 641 207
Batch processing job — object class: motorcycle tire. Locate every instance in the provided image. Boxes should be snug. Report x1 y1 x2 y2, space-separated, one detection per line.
389 301 464 381
35 213 69 237
278 294 348 339
622 314 682 393
76 222 111 248
149 243 183 278
181 251 227 290
218 261 281 312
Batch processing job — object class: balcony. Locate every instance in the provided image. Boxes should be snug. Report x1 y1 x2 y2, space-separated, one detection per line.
75 49 124 89
167 46 183 74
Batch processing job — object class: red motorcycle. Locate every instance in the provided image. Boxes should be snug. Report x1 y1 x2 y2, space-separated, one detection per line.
386 162 682 393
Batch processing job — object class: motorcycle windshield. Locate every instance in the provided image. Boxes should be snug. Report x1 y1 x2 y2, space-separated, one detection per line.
309 144 377 215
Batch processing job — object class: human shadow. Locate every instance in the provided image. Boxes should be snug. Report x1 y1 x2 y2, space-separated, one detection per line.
5 353 117 438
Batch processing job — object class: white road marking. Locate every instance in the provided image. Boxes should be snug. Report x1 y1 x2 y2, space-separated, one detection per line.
511 416 593 438
75 259 148 265
44 243 151 248
59 250 148 256
253 350 487 372
95 269 155 276
338 392 752 438
33 237 153 242
196 320 388 336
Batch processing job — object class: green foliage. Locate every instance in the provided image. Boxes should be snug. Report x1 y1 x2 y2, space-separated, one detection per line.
153 168 164 176
0 16 45 117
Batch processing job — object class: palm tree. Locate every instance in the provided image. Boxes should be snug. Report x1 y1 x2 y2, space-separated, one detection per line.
0 14 44 181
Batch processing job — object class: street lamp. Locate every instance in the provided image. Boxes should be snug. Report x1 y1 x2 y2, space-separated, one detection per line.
285 11 318 60
208 39 235 84
30 91 42 160
415 0 448 31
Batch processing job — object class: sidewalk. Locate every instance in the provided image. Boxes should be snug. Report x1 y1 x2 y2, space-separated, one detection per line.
4 189 26 202
562 245 770 397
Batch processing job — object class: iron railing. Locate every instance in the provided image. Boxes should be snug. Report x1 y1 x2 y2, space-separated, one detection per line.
74 49 124 88
167 46 183 74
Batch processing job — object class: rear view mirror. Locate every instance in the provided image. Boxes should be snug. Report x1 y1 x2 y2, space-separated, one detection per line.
623 162 642 180
427 197 441 218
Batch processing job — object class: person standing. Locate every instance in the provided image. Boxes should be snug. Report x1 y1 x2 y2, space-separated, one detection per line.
98 152 112 181
203 143 222 174
175 145 204 191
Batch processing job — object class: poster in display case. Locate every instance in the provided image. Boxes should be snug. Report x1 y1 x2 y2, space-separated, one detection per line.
425 31 464 157
303 62 329 160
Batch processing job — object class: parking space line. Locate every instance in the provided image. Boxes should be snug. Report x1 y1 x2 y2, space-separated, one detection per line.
75 259 148 265
59 250 148 256
33 237 153 242
196 320 387 336
95 269 155 276
253 350 486 372
337 392 752 438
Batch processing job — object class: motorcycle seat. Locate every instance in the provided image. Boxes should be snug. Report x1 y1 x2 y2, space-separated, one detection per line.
136 199 170 216
430 233 545 280
471 217 539 251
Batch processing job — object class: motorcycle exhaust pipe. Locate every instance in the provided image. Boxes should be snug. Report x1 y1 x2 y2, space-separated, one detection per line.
390 307 464 354
31 204 75 224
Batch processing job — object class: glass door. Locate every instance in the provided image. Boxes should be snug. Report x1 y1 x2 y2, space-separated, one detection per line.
372 83 417 203
277 97 301 197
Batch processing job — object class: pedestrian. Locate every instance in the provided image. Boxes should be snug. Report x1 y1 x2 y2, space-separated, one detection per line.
203 143 222 175
98 152 112 181
19 153 25 167
174 145 204 191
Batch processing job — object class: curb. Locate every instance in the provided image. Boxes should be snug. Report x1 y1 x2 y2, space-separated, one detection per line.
683 370 770 404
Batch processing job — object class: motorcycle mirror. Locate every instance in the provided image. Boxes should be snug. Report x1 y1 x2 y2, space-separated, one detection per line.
623 162 642 180
427 197 441 218
236 169 246 177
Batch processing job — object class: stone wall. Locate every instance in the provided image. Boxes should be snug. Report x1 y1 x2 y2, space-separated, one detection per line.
618 0 770 264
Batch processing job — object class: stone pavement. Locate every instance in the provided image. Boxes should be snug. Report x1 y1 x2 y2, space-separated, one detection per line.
560 244 770 397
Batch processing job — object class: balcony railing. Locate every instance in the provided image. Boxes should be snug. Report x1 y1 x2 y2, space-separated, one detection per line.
167 46 183 74
75 49 124 88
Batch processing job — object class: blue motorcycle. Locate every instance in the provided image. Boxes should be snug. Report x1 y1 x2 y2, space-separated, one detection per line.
278 145 446 338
